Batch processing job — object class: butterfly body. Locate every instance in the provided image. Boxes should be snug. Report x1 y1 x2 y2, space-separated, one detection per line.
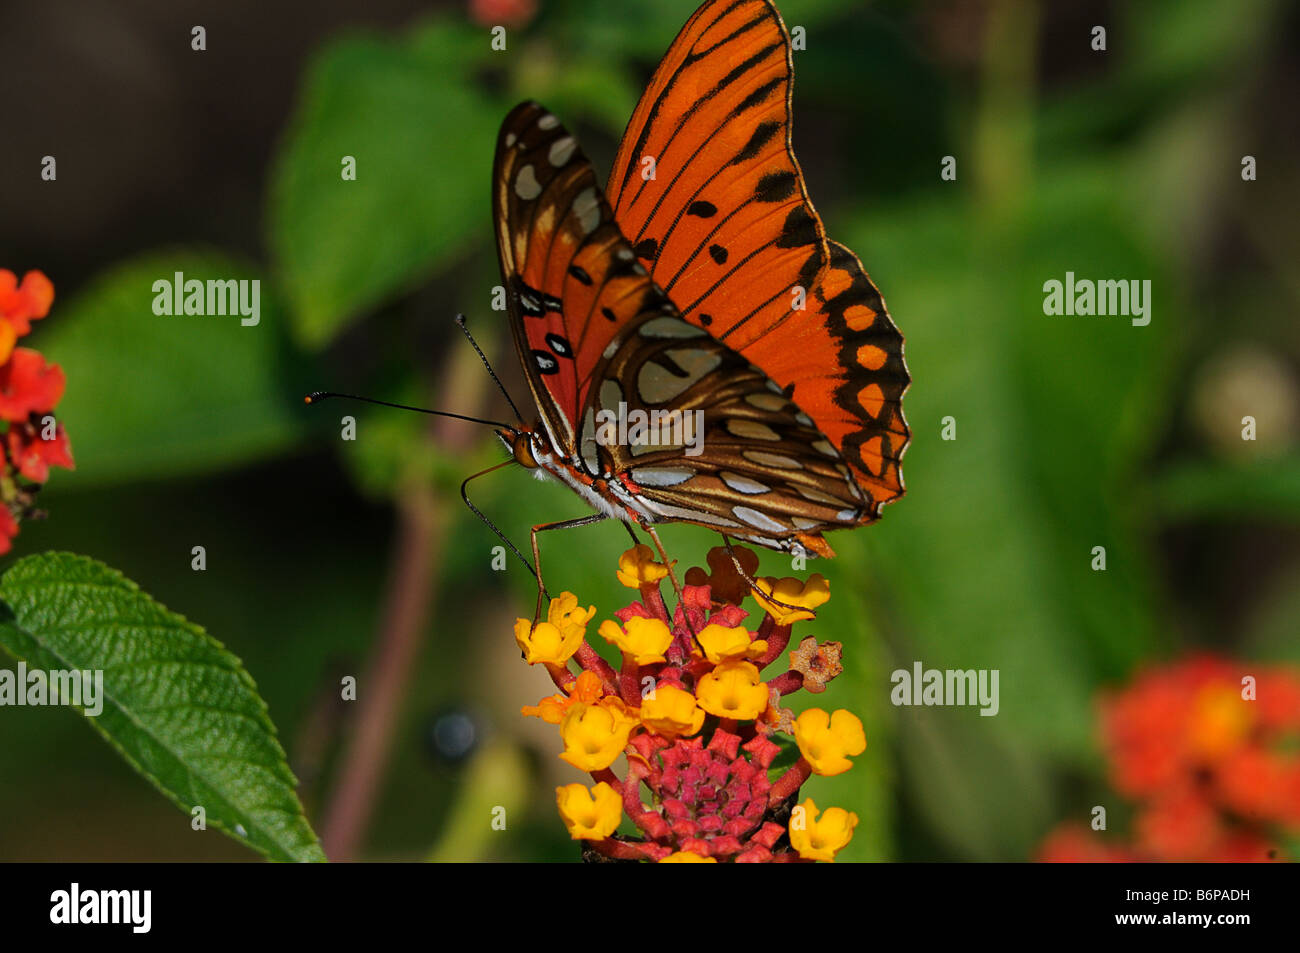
492 0 909 561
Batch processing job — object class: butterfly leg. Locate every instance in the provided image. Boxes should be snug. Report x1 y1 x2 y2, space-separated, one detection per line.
642 523 702 638
720 534 815 619
530 513 609 623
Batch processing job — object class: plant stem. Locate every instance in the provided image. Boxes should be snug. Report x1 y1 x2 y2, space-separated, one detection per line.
319 319 497 861
320 485 440 861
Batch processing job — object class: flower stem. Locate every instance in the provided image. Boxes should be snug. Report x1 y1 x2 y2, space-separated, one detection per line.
320 486 439 861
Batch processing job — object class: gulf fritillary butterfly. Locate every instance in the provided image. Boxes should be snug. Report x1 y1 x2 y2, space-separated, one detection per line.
492 0 909 584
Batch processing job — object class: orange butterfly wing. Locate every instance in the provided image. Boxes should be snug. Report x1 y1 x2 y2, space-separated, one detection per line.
606 0 910 514
494 101 678 454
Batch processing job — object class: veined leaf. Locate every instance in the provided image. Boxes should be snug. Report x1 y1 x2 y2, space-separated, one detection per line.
0 553 324 862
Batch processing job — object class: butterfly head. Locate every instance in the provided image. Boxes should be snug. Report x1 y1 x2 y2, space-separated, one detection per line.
500 423 550 471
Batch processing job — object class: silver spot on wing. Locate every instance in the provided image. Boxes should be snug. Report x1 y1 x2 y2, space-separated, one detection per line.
630 467 695 487
515 164 542 200
640 498 741 528
732 505 789 533
637 349 723 403
742 450 803 469
599 378 623 408
638 316 706 339
580 407 599 473
726 419 781 441
629 438 684 457
720 472 771 495
796 484 852 507
548 136 576 167
573 187 601 235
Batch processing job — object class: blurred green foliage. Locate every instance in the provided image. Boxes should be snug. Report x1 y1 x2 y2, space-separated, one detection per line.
41 252 304 485
2 0 1297 862
269 21 507 348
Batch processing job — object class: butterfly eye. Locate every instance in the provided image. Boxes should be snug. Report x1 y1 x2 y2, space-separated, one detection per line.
512 432 539 469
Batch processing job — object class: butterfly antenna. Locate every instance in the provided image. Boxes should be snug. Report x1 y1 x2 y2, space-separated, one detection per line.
461 458 548 594
455 314 525 423
303 391 512 430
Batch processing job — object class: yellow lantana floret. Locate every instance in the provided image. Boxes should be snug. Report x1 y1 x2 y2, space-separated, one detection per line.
548 591 596 632
559 700 637 771
695 622 767 663
513 618 582 666
598 616 673 665
754 574 830 625
695 660 768 720
556 782 622 841
616 544 670 588
789 798 858 861
793 708 866 776
640 683 706 738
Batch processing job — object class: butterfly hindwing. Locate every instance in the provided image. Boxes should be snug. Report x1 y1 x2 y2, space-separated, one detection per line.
589 316 867 550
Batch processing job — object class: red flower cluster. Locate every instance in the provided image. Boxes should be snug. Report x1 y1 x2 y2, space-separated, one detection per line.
0 269 74 553
518 545 866 862
1040 655 1300 862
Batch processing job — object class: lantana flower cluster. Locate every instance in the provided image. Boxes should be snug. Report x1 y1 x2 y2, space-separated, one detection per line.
0 269 74 554
516 543 866 862
1039 655 1300 862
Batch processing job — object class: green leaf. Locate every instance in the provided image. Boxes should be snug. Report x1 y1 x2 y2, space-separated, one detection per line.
0 553 324 862
268 18 505 348
37 251 303 487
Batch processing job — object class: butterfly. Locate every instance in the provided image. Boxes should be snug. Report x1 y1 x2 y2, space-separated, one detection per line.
490 0 910 600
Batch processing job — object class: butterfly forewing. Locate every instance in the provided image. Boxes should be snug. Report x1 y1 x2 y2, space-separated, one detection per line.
605 0 911 514
607 0 826 319
493 101 677 453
